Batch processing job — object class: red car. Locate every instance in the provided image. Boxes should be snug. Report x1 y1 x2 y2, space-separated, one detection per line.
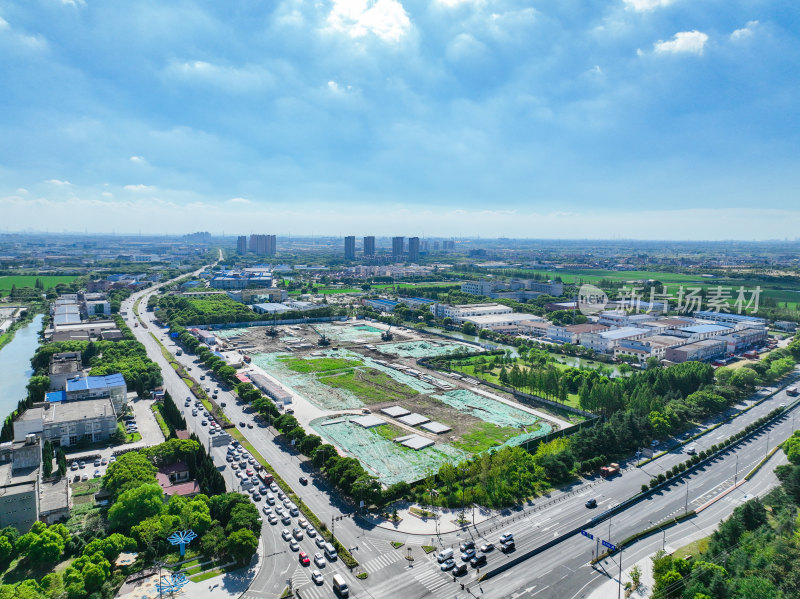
299 551 310 566
246 469 254 476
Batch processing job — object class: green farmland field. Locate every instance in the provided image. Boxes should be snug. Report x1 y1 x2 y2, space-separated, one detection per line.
0 275 78 291
0 275 79 297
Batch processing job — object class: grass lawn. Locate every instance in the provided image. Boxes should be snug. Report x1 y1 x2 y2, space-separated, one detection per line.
451 421 521 453
152 403 172 438
672 535 710 560
372 423 407 442
318 367 419 404
280 357 360 373
0 275 78 291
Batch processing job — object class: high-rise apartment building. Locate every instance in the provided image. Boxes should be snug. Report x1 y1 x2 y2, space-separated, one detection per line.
363 236 375 256
408 237 420 262
249 234 277 256
443 240 455 250
392 236 405 258
237 236 247 254
344 236 356 260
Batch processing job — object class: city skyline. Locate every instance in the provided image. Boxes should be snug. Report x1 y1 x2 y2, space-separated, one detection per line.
1 0 799 239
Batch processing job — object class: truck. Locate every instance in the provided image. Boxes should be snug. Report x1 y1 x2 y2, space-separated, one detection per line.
258 470 273 486
787 387 799 397
600 463 620 478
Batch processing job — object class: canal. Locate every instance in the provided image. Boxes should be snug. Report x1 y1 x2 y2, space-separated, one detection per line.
0 314 43 421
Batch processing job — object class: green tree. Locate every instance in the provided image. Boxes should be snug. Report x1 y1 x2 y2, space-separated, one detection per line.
26 376 51 403
227 528 258 564
103 451 157 499
108 484 165 531
201 525 228 559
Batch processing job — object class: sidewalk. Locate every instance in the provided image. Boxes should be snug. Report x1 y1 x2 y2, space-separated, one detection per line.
363 501 496 536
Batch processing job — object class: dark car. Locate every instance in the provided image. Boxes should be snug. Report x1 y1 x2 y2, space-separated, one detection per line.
585 498 597 509
299 476 309 485
500 541 515 553
459 540 475 552
453 563 468 576
470 554 487 568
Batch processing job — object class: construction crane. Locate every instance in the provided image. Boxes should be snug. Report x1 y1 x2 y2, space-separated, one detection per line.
381 325 393 341
310 325 330 346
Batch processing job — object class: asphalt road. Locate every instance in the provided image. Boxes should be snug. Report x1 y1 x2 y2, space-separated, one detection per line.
123 266 800 599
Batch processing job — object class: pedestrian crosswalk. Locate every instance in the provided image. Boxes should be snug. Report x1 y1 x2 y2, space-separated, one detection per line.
362 551 403 573
293 582 326 599
413 563 451 595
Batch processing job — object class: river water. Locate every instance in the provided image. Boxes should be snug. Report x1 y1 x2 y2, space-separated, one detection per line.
0 314 43 421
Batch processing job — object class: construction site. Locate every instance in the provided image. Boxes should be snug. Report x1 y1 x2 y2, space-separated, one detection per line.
215 320 569 486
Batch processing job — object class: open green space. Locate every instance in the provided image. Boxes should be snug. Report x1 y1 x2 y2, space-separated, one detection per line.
372 422 408 442
0 275 78 291
451 421 523 453
318 367 419 404
280 356 360 373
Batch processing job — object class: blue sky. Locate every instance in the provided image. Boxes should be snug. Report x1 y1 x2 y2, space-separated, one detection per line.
1 0 799 239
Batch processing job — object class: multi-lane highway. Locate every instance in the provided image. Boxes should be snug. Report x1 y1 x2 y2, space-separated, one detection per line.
123 264 799 598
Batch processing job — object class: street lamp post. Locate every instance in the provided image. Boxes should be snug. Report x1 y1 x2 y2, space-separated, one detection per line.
685 482 690 515
766 429 771 457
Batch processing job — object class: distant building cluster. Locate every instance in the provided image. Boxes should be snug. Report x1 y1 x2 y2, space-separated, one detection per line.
237 234 277 256
339 236 454 261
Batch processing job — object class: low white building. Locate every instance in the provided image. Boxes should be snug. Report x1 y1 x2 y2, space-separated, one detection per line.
579 327 653 354
462 313 541 331
433 303 512 322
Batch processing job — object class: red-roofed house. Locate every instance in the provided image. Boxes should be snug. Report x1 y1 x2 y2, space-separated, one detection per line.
156 462 200 497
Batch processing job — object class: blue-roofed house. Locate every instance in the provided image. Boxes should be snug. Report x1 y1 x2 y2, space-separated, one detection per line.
65 373 128 413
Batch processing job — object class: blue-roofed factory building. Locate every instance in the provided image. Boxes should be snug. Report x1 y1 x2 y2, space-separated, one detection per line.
63 373 128 413
363 298 399 313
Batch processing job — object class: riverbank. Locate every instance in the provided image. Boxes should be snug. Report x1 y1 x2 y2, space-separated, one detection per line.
0 307 39 351
0 314 44 426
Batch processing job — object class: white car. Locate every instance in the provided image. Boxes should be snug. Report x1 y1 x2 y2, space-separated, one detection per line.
311 570 323 585
282 529 291 541
314 553 326 567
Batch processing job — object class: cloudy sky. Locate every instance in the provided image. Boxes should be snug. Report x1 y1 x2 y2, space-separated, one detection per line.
1 0 798 239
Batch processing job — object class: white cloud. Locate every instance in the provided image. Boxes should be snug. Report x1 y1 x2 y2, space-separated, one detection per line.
435 0 478 6
101 192 113 197
60 0 87 6
446 33 487 62
164 60 274 93
228 197 250 204
653 30 708 55
731 21 759 41
16 188 28 194
123 184 155 191
0 16 8 29
326 0 411 43
623 0 677 11
46 179 71 185
129 155 146 163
